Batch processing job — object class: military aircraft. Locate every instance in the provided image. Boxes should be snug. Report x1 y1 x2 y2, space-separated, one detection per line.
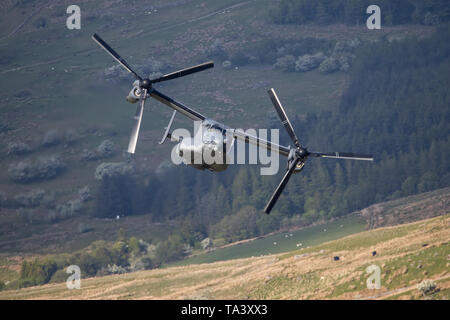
92 33 374 214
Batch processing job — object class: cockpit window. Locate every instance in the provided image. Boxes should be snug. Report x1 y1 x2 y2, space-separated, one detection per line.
204 121 224 133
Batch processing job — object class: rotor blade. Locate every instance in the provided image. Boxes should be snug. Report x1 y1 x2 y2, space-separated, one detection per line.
309 152 374 161
128 89 147 154
92 33 142 81
151 61 214 84
264 158 301 214
268 88 301 148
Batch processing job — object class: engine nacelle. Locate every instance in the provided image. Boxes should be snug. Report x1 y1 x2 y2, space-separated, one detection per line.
126 80 141 103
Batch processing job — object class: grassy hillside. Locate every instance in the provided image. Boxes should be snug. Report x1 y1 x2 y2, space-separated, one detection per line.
1 0 447 289
0 183 448 292
0 0 432 173
168 187 450 267
0 0 435 255
169 214 366 266
0 213 448 300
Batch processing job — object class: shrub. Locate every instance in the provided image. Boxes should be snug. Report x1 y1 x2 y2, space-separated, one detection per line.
8 156 65 183
90 243 115 272
319 57 340 74
94 162 134 180
337 54 353 72
201 237 212 250
96 139 115 158
334 39 360 54
423 12 440 25
81 149 97 161
105 264 128 275
48 269 69 284
19 258 58 288
14 189 46 207
154 234 186 265
9 156 65 183
78 186 92 202
111 241 129 267
417 280 438 296
295 52 326 72
128 237 144 255
317 39 360 74
37 156 64 178
71 252 98 277
7 142 32 155
56 199 83 219
274 55 296 72
8 162 34 182
129 256 153 272
41 129 62 147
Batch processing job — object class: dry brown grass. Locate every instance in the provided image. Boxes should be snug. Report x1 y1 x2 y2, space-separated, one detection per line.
1 214 448 300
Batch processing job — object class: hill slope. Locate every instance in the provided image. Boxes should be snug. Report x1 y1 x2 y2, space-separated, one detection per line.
170 187 450 267
0 0 448 291
1 213 448 300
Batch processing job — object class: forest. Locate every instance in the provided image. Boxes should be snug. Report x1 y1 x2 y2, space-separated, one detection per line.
270 0 450 26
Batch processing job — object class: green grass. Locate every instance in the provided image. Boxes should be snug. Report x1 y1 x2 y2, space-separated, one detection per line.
326 242 450 298
0 268 18 284
385 278 450 300
169 214 366 266
279 215 428 261
383 244 449 289
0 257 20 285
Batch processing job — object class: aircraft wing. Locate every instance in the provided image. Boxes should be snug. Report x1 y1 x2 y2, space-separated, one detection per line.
150 89 206 122
232 129 290 157
149 89 290 157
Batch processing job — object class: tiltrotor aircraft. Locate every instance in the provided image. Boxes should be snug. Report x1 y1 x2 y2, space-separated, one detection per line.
92 33 374 214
